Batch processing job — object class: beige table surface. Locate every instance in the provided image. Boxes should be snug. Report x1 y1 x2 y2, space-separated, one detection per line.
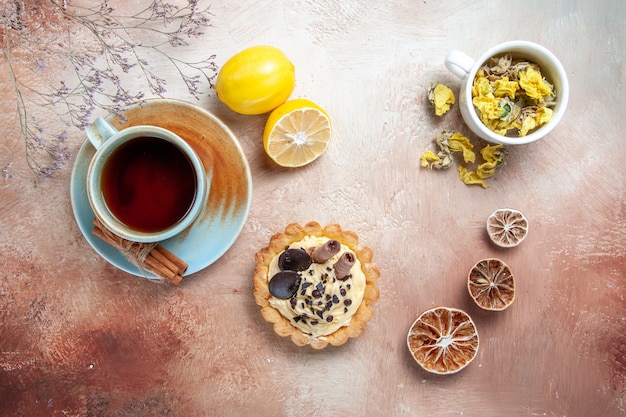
1 1 624 416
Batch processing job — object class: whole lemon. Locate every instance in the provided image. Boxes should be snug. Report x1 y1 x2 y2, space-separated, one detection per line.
216 45 295 115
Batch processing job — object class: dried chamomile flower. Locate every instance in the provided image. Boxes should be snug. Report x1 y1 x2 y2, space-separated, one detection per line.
421 131 506 188
515 106 554 136
458 144 507 189
476 144 507 179
420 149 453 170
518 67 553 101
428 83 456 116
419 131 448 170
445 132 475 164
458 166 487 188
487 55 513 76
420 151 444 169
420 130 475 170
493 77 519 99
472 77 507 133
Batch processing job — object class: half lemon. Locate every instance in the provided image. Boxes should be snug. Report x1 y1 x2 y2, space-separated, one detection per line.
263 99 332 167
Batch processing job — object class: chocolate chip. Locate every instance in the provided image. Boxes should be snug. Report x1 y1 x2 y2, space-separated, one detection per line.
326 315 333 322
344 299 352 306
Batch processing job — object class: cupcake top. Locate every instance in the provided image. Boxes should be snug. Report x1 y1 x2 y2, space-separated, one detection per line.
267 235 366 336
254 222 380 349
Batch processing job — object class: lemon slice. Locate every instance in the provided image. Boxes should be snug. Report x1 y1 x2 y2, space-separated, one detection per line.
468 258 515 311
486 208 529 248
407 306 479 375
263 99 332 167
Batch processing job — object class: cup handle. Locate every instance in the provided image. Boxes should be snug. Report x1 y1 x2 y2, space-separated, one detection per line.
444 50 475 79
85 117 119 150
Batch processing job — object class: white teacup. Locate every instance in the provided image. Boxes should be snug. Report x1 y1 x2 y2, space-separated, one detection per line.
445 40 569 145
86 117 208 243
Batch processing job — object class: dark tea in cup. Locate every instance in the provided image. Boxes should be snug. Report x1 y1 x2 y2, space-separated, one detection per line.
86 117 207 243
101 136 197 233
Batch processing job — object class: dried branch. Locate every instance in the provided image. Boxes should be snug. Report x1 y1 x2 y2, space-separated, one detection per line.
1 0 218 178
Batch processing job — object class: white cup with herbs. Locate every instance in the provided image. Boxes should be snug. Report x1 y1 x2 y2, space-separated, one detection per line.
445 40 569 145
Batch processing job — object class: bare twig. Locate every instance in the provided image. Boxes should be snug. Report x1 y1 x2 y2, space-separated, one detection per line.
1 0 217 178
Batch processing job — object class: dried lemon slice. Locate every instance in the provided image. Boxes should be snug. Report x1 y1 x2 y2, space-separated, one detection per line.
407 307 479 374
468 258 515 311
486 208 529 247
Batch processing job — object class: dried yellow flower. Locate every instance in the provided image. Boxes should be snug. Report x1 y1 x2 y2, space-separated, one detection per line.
473 94 506 126
447 132 475 163
458 166 488 188
518 67 553 100
476 144 507 179
480 144 506 165
420 150 443 168
472 76 492 98
493 77 519 99
420 130 465 171
421 131 506 189
535 107 553 125
428 83 456 116
518 116 537 136
476 162 497 179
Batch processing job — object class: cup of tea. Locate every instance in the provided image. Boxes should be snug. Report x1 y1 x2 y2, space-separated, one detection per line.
86 117 208 243
444 40 569 145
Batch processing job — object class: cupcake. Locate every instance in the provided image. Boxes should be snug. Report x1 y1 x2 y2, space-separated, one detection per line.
253 222 380 349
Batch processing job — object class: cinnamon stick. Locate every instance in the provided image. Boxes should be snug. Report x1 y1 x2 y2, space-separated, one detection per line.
92 218 187 285
153 245 188 276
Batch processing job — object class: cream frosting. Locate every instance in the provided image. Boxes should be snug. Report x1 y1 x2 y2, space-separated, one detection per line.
268 235 366 337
